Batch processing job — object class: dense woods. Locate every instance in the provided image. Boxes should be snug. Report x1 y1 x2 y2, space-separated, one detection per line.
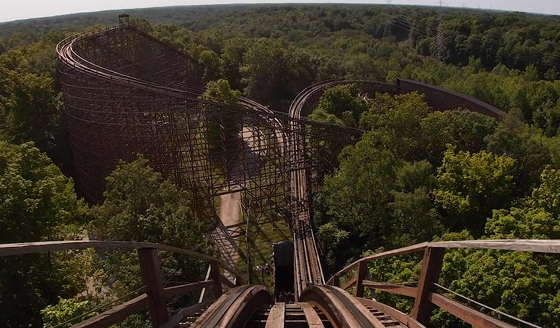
1 4 560 327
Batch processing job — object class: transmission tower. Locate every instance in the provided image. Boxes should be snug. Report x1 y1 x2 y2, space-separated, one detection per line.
383 0 392 38
383 20 392 38
434 0 445 61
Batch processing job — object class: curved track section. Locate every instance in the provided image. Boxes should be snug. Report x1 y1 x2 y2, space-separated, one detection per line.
287 80 396 299
57 25 289 283
191 285 272 328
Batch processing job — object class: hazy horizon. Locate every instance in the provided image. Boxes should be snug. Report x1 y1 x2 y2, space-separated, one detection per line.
1 0 559 24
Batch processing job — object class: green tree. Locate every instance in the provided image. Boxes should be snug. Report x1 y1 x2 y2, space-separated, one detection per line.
0 141 86 328
89 155 212 249
433 146 515 235
309 84 367 127
0 68 61 156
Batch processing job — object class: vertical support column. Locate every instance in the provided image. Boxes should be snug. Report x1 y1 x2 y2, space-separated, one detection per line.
355 261 367 297
412 247 445 325
210 261 223 299
332 274 340 287
138 248 169 328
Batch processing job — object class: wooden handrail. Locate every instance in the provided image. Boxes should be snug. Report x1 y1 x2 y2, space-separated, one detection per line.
0 241 244 328
0 240 244 282
326 242 427 285
327 239 560 285
73 294 149 328
327 239 560 326
428 239 560 253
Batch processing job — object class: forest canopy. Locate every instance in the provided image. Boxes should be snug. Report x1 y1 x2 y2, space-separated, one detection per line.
1 3 560 328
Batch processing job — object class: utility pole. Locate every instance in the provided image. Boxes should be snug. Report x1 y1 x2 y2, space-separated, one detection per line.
434 0 445 62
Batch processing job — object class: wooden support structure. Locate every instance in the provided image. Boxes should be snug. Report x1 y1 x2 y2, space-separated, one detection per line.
362 280 417 298
341 276 357 290
138 248 169 328
412 247 445 325
354 261 367 297
163 281 214 299
331 274 340 287
210 260 223 299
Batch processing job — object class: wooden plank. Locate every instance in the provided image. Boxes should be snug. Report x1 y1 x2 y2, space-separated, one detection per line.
163 281 214 299
340 276 357 291
199 264 212 304
362 280 417 298
299 302 324 328
209 261 223 299
0 240 244 282
430 293 517 328
71 294 149 328
428 239 560 254
138 248 169 328
356 298 426 328
412 247 445 325
327 243 428 284
355 261 367 297
160 303 206 328
220 274 235 289
329 274 340 287
265 303 285 328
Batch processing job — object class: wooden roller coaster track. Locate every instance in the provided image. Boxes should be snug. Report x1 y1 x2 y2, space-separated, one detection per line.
4 22 552 328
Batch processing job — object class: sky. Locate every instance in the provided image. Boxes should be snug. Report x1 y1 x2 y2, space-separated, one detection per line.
1 0 559 23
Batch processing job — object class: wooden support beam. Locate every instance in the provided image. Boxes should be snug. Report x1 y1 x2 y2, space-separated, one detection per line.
220 274 236 289
430 293 517 328
71 294 148 328
210 261 223 299
355 261 367 298
160 303 206 328
138 248 169 328
340 276 357 290
332 274 340 287
412 247 445 325
162 281 214 299
362 280 417 298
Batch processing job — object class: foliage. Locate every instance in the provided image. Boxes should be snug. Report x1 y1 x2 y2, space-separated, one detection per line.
41 297 97 328
432 146 515 236
309 84 368 127
0 141 86 328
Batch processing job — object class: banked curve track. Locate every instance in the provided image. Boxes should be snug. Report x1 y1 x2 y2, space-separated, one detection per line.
53 24 512 328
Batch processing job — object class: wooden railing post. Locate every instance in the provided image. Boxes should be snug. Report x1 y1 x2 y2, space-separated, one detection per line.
412 247 445 325
355 261 367 297
210 261 223 299
138 248 169 328
332 274 340 287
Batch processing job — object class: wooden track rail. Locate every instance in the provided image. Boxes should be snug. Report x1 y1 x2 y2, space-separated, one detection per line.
0 240 244 328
